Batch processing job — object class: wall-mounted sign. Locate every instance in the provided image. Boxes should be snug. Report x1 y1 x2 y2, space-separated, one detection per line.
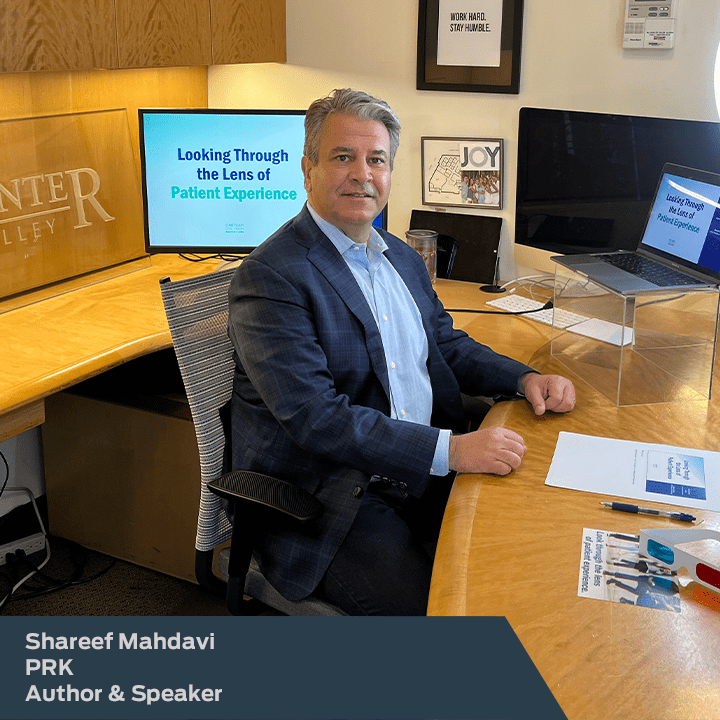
0 109 145 302
421 136 503 209
436 0 504 67
417 0 525 94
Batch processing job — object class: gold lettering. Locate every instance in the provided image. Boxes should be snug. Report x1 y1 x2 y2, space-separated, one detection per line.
0 167 114 228
45 172 68 203
65 168 115 228
0 179 21 213
21 175 45 206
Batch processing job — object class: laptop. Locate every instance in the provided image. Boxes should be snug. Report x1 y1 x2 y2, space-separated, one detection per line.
552 163 720 294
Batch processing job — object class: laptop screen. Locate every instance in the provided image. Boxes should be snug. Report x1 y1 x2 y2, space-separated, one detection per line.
641 165 720 275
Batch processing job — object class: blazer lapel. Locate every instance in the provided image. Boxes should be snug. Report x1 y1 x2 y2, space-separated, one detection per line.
294 209 391 397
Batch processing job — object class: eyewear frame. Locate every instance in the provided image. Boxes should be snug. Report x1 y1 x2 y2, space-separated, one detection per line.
639 527 720 592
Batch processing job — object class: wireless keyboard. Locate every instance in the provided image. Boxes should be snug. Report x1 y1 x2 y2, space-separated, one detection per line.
485 294 588 329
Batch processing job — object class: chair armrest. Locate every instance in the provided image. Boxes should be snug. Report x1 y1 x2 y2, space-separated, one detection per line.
460 394 493 432
207 470 323 615
208 470 323 522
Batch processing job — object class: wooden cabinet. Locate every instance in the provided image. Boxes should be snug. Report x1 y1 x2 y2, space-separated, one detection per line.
211 0 286 65
0 0 118 72
116 0 212 68
0 0 286 72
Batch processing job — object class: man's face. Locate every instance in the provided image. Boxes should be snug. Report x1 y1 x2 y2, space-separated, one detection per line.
302 113 391 243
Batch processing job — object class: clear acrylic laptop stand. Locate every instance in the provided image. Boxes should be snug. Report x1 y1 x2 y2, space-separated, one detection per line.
550 263 720 406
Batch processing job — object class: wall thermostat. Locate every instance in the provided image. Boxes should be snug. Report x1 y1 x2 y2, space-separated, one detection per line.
623 0 677 49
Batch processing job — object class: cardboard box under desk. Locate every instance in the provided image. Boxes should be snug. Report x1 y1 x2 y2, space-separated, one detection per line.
42 350 201 583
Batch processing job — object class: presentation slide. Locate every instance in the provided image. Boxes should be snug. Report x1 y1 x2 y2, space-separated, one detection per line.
140 111 307 252
643 172 720 270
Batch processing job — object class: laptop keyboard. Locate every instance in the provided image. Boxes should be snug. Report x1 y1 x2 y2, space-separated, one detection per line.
597 253 701 287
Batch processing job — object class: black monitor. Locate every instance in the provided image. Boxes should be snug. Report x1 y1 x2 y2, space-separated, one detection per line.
139 108 307 255
515 107 720 256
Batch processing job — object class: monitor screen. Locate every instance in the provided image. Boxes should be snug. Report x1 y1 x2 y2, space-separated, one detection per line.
138 108 307 255
515 108 720 256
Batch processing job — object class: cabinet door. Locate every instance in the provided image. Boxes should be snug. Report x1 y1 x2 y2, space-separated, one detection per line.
0 0 118 72
210 0 286 65
115 0 212 68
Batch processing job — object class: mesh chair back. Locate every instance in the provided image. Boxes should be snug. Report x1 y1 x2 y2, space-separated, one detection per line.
159 269 237 552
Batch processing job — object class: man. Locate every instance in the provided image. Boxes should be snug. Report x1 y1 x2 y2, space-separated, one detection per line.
227 88 575 615
461 175 470 203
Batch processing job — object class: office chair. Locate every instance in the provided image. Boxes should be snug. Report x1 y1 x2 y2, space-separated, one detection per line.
159 269 345 616
436 233 459 279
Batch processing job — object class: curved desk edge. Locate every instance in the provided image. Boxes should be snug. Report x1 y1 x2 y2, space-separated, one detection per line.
427 399 517 616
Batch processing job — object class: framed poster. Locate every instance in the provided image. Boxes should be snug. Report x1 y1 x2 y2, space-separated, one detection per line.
417 0 524 94
421 136 503 209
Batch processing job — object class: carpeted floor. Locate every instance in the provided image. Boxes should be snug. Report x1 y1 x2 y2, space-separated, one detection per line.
0 535 236 616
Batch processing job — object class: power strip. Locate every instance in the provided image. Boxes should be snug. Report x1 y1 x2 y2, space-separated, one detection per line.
0 533 46 566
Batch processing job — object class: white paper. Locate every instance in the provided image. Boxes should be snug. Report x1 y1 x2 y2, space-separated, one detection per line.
567 318 634 346
436 0 503 67
546 432 720 512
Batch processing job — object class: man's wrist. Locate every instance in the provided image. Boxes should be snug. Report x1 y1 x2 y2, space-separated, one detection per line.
517 370 538 397
448 434 457 473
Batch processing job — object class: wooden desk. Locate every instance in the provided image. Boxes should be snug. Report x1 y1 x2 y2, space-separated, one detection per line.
0 254 219 581
429 281 720 720
0 254 215 443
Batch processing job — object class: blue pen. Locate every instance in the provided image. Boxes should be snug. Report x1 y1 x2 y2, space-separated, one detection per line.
600 501 696 523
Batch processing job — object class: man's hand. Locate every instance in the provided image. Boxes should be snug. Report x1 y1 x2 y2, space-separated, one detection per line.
520 373 576 415
449 426 527 476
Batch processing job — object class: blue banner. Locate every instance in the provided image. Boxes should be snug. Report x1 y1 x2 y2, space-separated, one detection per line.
0 616 566 720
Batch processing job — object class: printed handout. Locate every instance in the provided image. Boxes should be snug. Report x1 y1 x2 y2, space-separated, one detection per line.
546 432 720 512
578 528 681 612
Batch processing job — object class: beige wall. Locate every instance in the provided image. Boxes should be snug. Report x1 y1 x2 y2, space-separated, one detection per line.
208 0 720 280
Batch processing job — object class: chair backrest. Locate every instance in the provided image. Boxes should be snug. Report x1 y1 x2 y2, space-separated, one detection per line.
409 209 502 284
159 269 237 553
436 233 459 279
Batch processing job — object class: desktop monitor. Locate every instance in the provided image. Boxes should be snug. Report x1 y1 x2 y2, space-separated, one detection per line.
139 108 388 255
138 108 308 255
515 107 720 257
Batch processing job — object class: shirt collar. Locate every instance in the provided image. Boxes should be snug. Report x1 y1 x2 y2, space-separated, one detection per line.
306 203 388 258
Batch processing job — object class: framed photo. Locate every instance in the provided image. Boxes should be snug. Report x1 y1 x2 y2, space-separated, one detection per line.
417 0 524 94
421 137 503 209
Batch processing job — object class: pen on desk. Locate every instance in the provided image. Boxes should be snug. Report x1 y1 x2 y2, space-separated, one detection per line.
600 501 696 523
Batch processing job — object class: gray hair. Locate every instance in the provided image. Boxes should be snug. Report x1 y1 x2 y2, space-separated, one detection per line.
304 88 401 169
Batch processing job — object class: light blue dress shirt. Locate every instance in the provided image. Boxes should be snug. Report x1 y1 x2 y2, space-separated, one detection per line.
307 205 451 476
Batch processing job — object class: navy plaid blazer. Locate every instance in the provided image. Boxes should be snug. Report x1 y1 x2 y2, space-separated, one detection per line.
228 206 533 601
